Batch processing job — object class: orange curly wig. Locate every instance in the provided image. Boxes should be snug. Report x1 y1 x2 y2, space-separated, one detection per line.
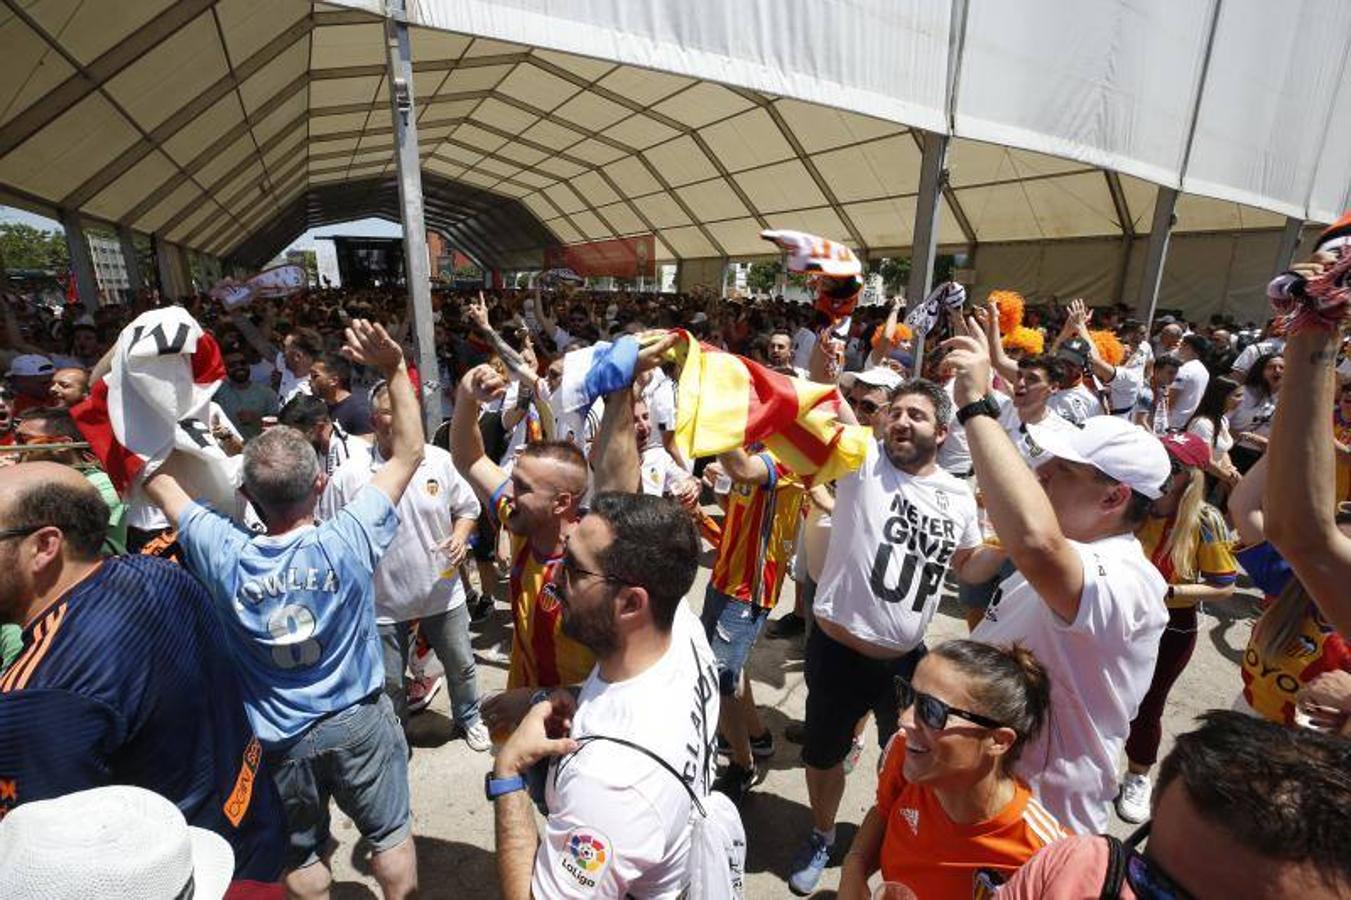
1089 329 1125 366
1003 325 1045 356
988 290 1025 334
871 321 913 351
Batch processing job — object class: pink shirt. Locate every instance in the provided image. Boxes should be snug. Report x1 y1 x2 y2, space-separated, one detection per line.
998 835 1138 899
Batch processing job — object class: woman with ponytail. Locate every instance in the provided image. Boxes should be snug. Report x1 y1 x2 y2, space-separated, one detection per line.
1115 432 1238 824
838 640 1066 899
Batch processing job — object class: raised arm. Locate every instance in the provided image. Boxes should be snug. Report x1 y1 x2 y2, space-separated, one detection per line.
981 296 1020 386
1227 452 1268 547
343 319 425 504
450 363 509 504
590 333 679 494
943 332 1084 622
1068 299 1116 384
1263 321 1351 634
531 284 558 337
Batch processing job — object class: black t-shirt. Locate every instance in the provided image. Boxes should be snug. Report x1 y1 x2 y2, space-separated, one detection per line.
0 555 285 881
329 392 373 435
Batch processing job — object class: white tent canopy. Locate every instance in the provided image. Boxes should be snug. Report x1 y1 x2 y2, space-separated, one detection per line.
1 0 1346 317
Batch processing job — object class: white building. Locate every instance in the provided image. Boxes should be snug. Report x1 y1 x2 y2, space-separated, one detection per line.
87 232 129 296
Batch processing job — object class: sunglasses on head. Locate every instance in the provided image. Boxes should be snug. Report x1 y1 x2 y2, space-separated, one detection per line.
894 676 1006 731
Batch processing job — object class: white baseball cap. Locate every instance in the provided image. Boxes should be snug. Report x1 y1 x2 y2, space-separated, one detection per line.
1024 415 1171 499
0 785 235 900
840 366 903 392
6 353 54 378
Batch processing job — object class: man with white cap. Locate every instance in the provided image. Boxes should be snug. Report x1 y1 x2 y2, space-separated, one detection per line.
0 786 237 900
942 330 1171 834
4 353 55 416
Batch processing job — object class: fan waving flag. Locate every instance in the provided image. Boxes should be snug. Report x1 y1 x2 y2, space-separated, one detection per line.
664 330 871 484
71 307 243 516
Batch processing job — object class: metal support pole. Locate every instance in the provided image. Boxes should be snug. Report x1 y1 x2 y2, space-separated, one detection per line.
1136 186 1179 328
154 235 182 300
385 0 441 436
118 226 143 298
907 130 950 376
59 209 99 313
1273 216 1304 272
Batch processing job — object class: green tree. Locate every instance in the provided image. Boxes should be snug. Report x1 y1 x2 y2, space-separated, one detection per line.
746 260 781 294
0 223 68 271
872 257 910 294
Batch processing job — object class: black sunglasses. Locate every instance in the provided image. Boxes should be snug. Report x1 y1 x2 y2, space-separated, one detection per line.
0 525 44 542
1118 822 1194 900
895 676 1006 731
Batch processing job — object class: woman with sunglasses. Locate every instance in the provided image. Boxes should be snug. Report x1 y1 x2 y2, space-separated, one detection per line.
837 639 1064 899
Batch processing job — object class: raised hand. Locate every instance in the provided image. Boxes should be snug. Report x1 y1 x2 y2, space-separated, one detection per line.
939 328 993 407
459 363 508 404
340 318 404 375
465 291 491 330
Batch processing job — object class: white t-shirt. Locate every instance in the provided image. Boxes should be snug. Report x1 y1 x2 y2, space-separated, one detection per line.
1167 358 1209 429
936 381 1014 476
1102 363 1144 417
639 445 692 497
317 443 481 623
1186 415 1233 460
535 604 718 899
640 371 677 452
1046 383 1102 425
275 351 311 404
499 380 539 469
972 533 1168 834
1229 387 1277 449
998 406 1078 469
791 326 817 371
814 441 981 653
1231 338 1284 377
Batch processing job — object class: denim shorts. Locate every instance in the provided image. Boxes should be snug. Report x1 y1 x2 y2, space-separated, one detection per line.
700 584 771 696
265 692 412 869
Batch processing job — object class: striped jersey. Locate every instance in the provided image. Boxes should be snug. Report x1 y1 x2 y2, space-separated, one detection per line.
0 555 284 881
710 451 807 609
875 733 1067 895
492 483 596 688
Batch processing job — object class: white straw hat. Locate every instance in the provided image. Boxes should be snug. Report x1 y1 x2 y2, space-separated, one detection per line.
0 785 235 899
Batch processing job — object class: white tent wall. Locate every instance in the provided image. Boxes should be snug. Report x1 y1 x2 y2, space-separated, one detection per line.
388 0 1351 223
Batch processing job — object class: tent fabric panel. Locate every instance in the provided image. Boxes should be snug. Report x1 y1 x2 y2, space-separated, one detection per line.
641 135 718 187
674 178 750 222
216 0 309 65
568 171 620 207
160 93 249 165
532 48 616 83
761 207 851 246
955 0 1212 190
843 197 917 249
733 159 827 214
471 96 544 133
593 201 646 235
568 209 612 240
658 224 716 258
595 66 693 107
134 181 205 233
0 93 141 200
0 17 76 128
1182 2 1351 218
311 23 387 67
84 150 180 221
310 75 385 108
704 217 771 257
1307 77 1351 224
552 91 632 132
494 63 581 113
542 182 587 214
697 107 794 173
103 13 228 131
604 113 680 151
809 134 920 204
651 81 753 130
544 216 583 243
236 39 312 115
772 99 904 155
633 192 692 229
25 0 173 65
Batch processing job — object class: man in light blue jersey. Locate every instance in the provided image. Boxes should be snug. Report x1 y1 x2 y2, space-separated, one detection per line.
145 319 425 900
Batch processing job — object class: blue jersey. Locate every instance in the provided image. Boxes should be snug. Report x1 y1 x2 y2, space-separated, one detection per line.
0 555 284 881
177 484 399 747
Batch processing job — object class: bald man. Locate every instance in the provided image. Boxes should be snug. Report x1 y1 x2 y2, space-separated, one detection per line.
0 463 284 882
47 368 89 408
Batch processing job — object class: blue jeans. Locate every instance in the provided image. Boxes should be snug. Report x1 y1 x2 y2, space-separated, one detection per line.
700 585 771 696
380 604 481 728
266 693 411 869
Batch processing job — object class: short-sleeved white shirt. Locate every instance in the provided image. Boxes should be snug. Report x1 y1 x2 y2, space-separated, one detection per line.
997 406 1078 469
534 604 718 899
1047 383 1102 425
814 441 981 653
1231 338 1284 377
792 327 817 371
318 443 481 623
1167 358 1210 429
640 371 677 451
972 532 1168 834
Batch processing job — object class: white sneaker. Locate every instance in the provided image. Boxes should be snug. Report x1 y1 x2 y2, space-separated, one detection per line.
463 720 492 752
1116 772 1151 824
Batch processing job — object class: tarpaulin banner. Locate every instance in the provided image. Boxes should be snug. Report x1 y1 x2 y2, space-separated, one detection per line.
544 235 656 278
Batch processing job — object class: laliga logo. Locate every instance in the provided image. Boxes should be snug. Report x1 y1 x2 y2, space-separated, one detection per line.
567 832 608 872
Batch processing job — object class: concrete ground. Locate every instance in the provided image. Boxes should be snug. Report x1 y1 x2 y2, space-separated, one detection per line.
324 557 1261 898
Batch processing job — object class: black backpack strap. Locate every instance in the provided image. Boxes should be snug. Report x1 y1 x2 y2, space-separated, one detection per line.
562 734 707 817
1099 835 1128 900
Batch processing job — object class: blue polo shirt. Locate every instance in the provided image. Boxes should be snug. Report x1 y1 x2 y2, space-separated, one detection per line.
177 484 400 748
0 555 284 881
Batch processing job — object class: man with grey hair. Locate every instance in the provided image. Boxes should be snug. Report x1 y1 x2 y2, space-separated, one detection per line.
144 319 425 900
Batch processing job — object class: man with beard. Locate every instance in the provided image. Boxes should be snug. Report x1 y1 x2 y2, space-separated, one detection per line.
310 353 372 437
214 351 279 441
452 341 674 729
489 490 719 900
789 379 994 895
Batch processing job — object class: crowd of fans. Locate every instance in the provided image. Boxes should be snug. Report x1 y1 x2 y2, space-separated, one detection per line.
0 258 1349 900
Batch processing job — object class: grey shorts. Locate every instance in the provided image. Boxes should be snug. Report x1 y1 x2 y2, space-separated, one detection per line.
266 692 412 869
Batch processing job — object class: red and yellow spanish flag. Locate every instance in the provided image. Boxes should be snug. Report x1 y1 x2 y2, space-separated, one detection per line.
662 330 871 484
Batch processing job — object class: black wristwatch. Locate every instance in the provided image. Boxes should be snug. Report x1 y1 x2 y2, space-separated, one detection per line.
956 393 1001 426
